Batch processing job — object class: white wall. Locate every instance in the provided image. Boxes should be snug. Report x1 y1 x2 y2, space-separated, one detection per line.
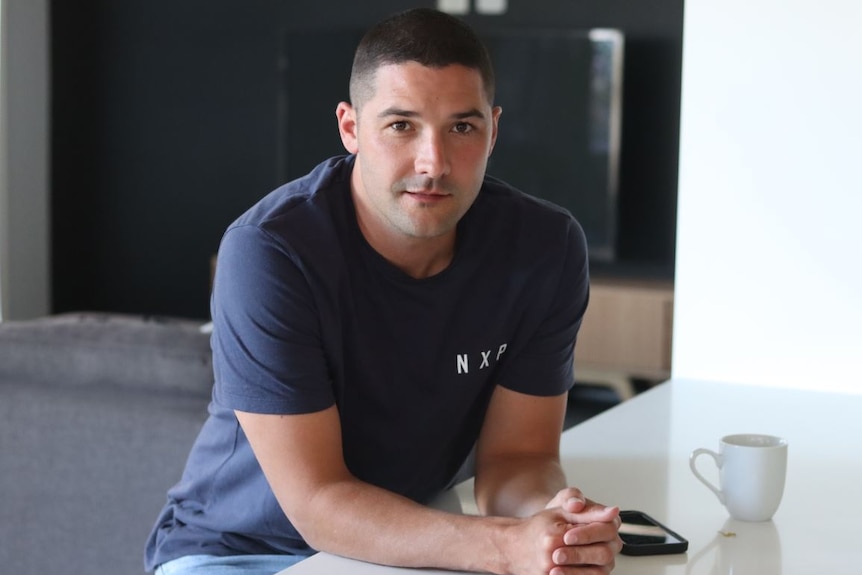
673 0 862 393
0 0 50 321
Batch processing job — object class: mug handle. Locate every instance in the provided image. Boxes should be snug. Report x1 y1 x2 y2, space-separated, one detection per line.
689 448 725 504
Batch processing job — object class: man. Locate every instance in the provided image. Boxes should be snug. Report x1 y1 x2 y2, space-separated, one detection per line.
145 7 621 575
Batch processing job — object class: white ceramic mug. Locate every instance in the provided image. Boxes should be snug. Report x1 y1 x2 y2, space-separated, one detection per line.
689 434 788 522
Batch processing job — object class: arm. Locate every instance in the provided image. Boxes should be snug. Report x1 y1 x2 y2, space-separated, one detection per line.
473 385 622 574
236 405 614 575
474 386 570 517
236 406 496 571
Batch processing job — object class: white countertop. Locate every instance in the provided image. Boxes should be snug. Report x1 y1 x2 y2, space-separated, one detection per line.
281 379 862 574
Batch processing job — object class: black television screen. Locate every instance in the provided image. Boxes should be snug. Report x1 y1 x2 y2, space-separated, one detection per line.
280 27 624 262
482 28 624 262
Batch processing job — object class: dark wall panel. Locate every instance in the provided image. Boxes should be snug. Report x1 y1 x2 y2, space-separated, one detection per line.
51 0 682 319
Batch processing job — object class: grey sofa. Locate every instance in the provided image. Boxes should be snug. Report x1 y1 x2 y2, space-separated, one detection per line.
0 312 213 575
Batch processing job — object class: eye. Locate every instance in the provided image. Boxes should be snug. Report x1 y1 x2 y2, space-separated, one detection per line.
453 122 475 134
389 121 410 132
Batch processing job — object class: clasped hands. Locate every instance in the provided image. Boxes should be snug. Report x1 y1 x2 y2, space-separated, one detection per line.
507 488 622 575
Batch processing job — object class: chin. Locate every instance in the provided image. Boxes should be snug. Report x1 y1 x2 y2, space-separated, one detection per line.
401 219 457 240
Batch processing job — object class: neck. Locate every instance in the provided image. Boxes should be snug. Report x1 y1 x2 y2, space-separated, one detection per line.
356 210 456 279
350 182 456 280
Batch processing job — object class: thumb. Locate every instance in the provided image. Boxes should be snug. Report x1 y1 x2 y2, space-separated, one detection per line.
562 504 620 525
562 496 588 513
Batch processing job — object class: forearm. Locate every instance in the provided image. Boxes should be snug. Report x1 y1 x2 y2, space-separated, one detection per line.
293 477 518 574
474 454 567 517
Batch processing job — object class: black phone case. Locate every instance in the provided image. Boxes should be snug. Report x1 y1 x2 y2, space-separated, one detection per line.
619 510 689 556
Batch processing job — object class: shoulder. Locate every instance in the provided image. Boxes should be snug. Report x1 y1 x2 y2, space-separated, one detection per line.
471 174 587 253
212 155 356 294
216 156 354 265
231 155 354 234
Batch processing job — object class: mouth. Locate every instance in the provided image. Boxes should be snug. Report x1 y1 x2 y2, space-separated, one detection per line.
394 176 455 204
402 188 451 203
406 188 447 196
399 178 452 202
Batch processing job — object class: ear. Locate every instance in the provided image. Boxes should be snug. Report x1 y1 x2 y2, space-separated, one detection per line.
488 106 503 156
336 101 359 154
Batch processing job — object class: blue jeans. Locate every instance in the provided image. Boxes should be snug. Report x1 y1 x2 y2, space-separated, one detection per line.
155 554 307 575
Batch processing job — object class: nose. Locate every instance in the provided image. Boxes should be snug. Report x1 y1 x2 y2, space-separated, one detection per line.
414 130 450 180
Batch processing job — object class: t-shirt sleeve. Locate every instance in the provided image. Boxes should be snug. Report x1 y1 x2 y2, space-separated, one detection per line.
210 224 335 414
496 218 590 397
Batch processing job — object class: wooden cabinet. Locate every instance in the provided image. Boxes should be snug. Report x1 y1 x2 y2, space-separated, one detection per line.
574 278 674 399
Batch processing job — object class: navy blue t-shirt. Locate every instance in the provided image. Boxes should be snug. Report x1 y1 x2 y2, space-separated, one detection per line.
144 155 589 570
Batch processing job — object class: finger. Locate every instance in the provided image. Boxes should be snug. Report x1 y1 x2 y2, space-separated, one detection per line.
560 504 620 526
551 540 621 568
550 567 614 575
563 518 622 546
562 495 587 513
558 487 585 502
550 557 617 575
547 487 586 511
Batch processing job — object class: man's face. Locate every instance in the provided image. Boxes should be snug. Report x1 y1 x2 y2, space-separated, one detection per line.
337 62 501 243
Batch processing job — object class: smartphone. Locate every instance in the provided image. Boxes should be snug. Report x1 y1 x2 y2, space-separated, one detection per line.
618 510 689 556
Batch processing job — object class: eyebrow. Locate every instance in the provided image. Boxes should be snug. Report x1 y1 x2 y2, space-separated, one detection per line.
377 107 487 121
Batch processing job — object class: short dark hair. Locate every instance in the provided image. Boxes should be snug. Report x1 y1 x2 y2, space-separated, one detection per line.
349 8 495 109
